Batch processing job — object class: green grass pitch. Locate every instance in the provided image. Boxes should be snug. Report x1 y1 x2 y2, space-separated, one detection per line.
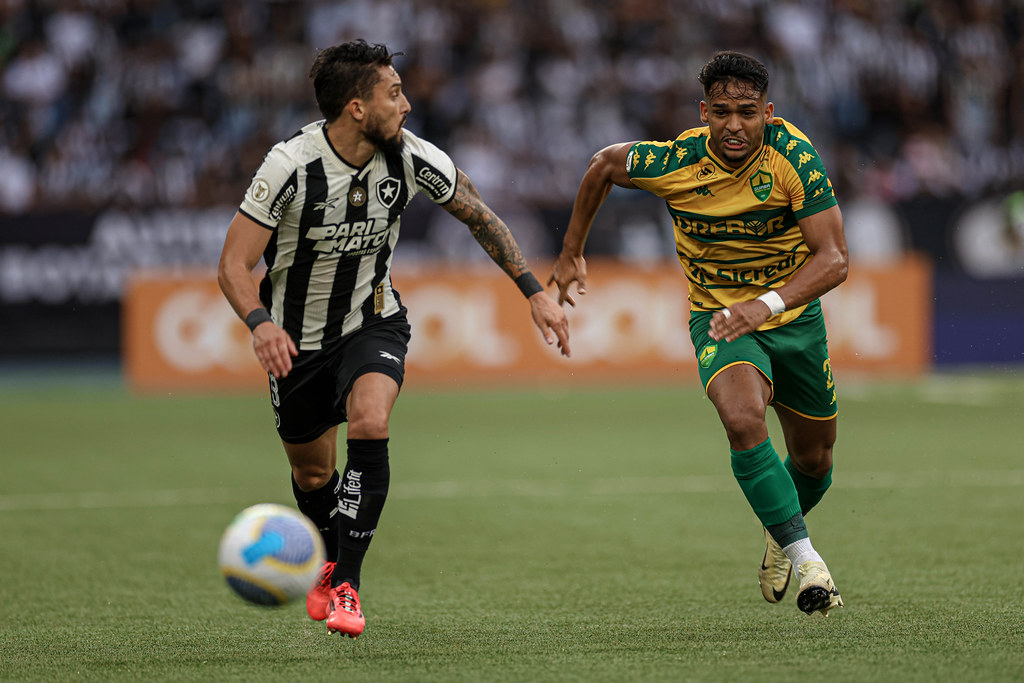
1 371 1022 682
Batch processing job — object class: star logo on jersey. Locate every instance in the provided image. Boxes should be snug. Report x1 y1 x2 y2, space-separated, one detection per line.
376 177 401 209
347 187 366 207
315 197 340 211
750 170 773 202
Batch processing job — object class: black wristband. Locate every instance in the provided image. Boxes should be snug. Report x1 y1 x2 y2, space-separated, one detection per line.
244 307 273 332
514 272 544 299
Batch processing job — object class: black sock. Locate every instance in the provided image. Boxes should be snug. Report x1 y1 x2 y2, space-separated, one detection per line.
291 470 340 562
334 438 390 591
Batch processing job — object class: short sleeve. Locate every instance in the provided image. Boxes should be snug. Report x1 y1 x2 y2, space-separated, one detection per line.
402 130 458 204
772 123 837 220
626 141 672 182
239 145 300 229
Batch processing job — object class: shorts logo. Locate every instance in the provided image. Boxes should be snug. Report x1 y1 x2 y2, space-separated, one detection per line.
699 344 718 369
269 375 281 407
379 350 402 364
376 177 401 208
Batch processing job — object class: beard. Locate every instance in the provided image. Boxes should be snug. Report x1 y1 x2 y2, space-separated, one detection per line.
365 114 405 156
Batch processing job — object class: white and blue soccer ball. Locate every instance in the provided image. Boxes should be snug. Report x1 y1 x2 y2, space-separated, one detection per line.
217 503 325 606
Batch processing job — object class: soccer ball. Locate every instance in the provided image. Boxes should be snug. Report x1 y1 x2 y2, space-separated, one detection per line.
217 503 325 606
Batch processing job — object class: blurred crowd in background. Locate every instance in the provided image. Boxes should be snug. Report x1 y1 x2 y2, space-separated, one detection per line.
2 0 1023 261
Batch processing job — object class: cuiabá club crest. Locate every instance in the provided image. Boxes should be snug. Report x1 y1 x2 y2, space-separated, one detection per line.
750 170 773 202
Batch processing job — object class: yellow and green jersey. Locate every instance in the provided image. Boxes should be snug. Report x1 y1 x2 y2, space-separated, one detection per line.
626 117 837 329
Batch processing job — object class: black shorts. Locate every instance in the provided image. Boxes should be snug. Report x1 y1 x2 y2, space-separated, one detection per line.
268 315 412 444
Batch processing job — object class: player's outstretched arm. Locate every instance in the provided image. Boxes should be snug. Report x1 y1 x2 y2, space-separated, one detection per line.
709 204 849 343
443 169 570 357
549 141 637 306
218 211 298 378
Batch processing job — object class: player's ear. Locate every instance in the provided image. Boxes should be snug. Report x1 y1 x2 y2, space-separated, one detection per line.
764 101 774 125
347 98 365 122
699 101 709 124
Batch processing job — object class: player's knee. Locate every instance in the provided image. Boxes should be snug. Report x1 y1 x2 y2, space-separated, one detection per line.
792 446 834 479
718 409 768 450
291 464 333 492
346 410 390 440
807 449 834 478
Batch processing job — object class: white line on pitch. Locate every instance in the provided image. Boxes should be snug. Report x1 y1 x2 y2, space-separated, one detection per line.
0 469 1021 512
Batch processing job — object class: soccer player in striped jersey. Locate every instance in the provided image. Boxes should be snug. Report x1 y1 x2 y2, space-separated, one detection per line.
549 51 847 616
218 40 570 638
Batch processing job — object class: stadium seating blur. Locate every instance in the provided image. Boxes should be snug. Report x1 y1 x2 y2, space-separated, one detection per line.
3 2 1021 225
2 0 1022 368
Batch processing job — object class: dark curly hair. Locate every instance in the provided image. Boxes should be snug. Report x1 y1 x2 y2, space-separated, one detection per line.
309 40 403 122
697 51 769 100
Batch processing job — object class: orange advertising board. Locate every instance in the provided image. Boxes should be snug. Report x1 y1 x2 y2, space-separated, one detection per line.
122 270 263 391
123 257 931 392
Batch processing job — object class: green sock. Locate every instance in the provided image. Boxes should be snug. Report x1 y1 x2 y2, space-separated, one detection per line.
784 457 833 515
730 438 801 527
765 512 809 548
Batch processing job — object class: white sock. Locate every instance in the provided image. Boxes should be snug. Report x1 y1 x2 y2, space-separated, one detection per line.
781 538 823 570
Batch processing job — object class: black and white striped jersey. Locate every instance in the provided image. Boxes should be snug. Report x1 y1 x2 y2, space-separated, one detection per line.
238 121 457 350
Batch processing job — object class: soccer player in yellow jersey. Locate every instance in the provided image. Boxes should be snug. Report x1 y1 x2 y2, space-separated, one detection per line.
549 51 847 616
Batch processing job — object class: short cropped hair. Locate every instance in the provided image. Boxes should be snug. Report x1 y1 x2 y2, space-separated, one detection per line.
697 51 770 100
309 40 402 121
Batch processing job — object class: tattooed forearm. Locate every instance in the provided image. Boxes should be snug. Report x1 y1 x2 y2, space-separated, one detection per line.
444 169 530 278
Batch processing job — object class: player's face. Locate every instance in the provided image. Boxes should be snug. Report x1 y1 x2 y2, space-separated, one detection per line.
363 65 411 154
700 80 774 169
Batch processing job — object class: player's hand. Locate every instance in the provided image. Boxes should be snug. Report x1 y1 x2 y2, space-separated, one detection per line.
528 291 571 357
547 252 587 307
251 322 299 378
709 299 773 343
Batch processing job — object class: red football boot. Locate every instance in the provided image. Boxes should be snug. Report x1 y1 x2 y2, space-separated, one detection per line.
325 582 365 638
305 561 335 621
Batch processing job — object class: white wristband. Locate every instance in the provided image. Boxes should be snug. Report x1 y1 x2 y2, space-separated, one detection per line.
757 290 786 316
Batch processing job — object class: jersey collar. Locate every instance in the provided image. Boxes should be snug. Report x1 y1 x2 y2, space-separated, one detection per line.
319 124 367 171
